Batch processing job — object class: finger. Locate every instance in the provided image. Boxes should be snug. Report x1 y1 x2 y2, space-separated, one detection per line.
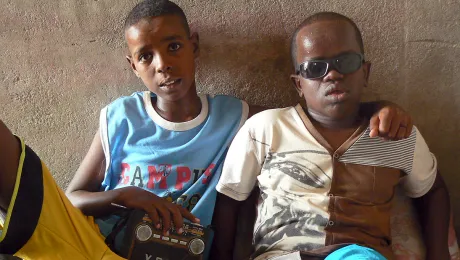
405 117 414 138
179 206 200 223
387 113 402 139
381 136 391 142
396 116 410 139
157 205 171 236
168 205 184 234
145 207 161 229
378 109 393 136
396 126 406 140
369 115 380 138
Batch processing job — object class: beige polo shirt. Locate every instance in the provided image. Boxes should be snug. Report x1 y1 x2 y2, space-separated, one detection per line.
216 105 437 260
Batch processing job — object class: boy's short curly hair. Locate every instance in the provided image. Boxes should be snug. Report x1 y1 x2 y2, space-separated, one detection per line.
290 12 364 68
124 0 190 36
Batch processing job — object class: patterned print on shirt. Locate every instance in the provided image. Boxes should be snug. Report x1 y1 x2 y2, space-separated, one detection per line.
253 149 331 256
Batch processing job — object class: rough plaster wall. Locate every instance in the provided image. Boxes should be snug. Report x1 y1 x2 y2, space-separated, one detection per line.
0 0 459 228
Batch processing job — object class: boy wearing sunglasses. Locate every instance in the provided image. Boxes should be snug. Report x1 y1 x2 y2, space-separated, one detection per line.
214 12 450 260
0 1 419 259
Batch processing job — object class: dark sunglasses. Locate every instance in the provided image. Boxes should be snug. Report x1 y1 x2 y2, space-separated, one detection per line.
297 53 365 79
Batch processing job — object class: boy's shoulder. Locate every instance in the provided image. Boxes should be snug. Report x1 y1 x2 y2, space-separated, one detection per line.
105 91 145 110
105 92 243 109
102 92 247 122
244 106 298 130
205 94 248 118
206 94 243 105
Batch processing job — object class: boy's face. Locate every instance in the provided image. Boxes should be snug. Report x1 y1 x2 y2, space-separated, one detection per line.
125 15 199 102
291 20 371 121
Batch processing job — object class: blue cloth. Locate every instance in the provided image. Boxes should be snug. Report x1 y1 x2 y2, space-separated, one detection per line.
96 91 246 255
325 244 387 260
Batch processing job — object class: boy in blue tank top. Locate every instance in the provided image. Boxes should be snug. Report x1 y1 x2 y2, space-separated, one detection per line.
0 0 414 259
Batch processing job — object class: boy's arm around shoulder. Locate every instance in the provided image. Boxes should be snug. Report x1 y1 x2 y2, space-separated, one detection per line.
0 120 20 212
249 102 413 141
361 100 413 140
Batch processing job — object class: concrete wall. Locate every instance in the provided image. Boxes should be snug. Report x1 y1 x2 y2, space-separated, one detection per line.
0 0 459 227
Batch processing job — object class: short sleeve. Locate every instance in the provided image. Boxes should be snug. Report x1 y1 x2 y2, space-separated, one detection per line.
400 129 437 198
99 106 111 190
216 123 262 201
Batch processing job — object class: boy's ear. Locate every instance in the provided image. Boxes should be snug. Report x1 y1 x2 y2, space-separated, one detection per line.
190 32 200 58
290 74 304 98
126 55 140 78
363 61 371 87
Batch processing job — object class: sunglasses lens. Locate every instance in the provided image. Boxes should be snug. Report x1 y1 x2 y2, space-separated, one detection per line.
298 53 363 79
335 53 363 74
301 61 328 79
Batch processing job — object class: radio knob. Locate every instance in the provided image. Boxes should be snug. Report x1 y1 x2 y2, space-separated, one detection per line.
135 224 153 242
188 238 205 255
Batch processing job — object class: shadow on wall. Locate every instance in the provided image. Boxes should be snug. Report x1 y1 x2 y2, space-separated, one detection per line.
402 41 460 230
194 28 384 109
196 31 300 108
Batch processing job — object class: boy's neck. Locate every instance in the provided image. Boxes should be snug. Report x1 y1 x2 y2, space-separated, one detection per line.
153 86 202 123
306 108 363 151
307 108 360 129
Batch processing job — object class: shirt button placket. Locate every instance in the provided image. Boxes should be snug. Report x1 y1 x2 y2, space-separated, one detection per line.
333 153 340 160
328 152 340 243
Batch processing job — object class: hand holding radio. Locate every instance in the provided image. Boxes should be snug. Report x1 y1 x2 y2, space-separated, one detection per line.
115 186 200 236
125 209 213 260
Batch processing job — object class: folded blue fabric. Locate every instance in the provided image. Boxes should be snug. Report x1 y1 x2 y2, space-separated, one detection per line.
325 244 387 260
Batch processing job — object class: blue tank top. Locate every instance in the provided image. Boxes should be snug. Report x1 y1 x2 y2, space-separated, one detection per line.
99 91 248 226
